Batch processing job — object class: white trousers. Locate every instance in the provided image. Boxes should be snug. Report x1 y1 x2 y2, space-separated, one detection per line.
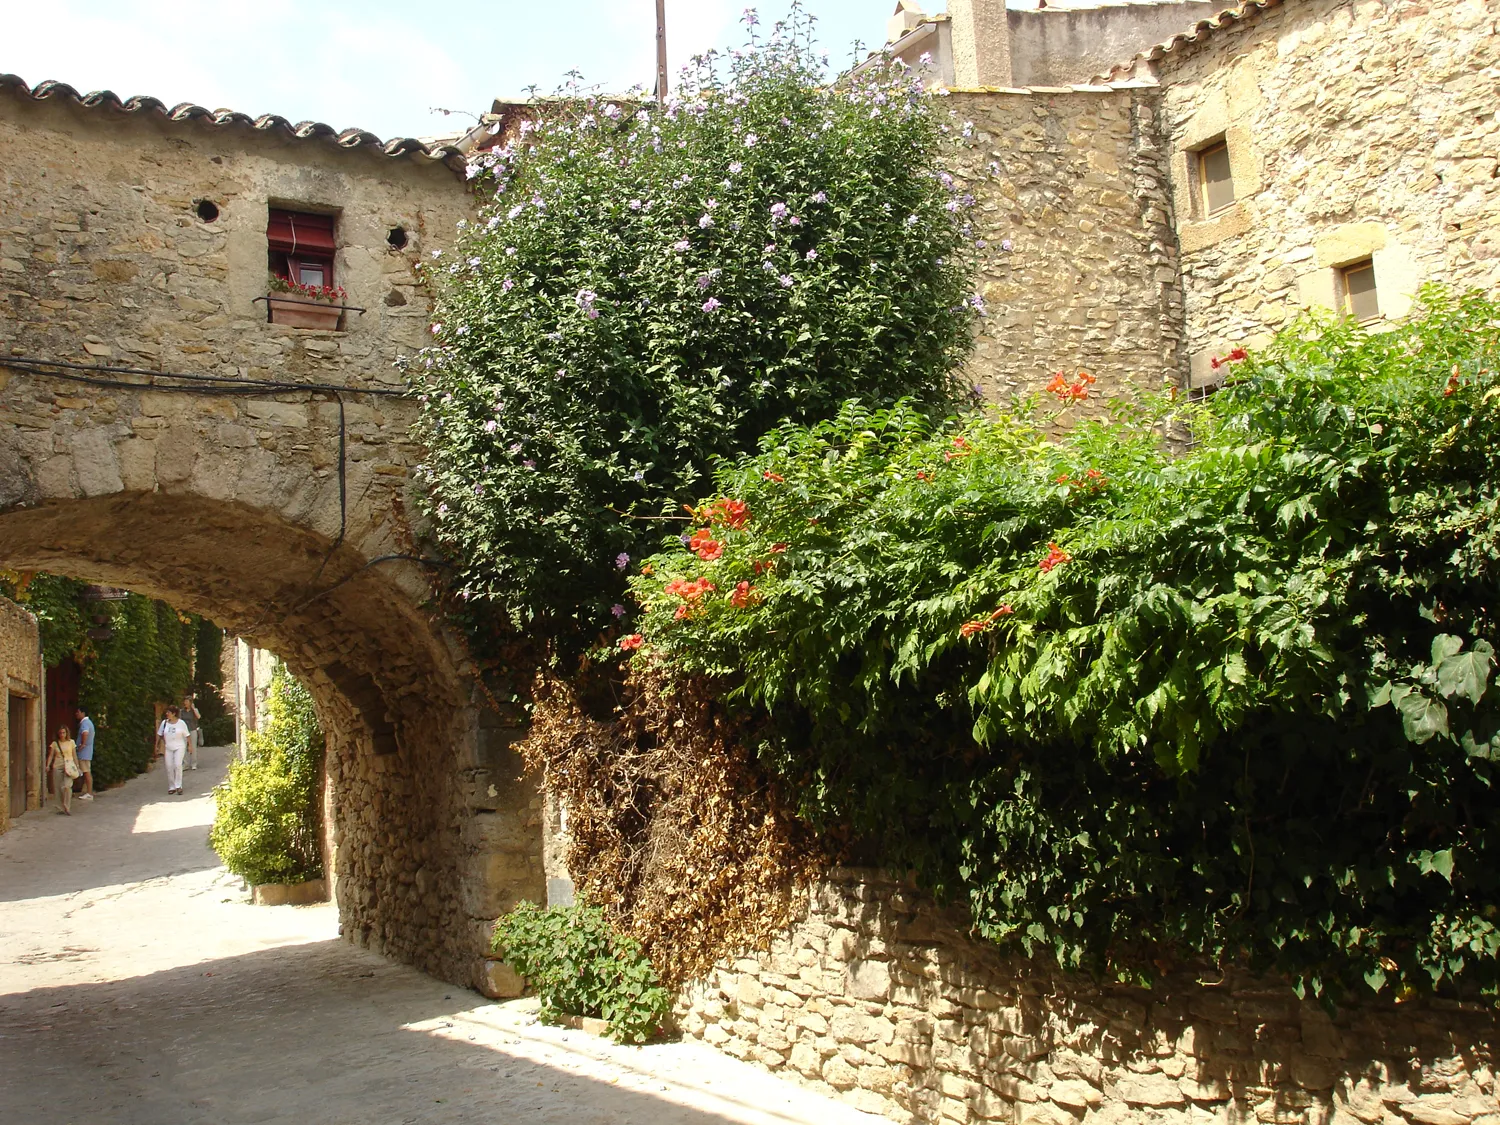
165 746 185 791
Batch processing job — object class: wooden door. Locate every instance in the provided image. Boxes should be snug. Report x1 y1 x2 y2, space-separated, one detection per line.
8 695 25 819
46 658 80 748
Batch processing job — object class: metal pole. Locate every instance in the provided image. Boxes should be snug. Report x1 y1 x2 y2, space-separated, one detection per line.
655 0 668 106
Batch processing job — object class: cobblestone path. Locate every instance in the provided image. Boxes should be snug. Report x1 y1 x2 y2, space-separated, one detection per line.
0 744 883 1125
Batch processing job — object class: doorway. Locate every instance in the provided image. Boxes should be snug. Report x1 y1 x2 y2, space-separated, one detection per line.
8 694 26 819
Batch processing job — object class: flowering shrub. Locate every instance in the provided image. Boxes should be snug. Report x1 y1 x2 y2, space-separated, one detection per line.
627 289 1500 1000
411 6 975 652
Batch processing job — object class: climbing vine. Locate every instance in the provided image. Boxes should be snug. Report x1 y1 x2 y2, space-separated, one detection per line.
617 289 1500 1001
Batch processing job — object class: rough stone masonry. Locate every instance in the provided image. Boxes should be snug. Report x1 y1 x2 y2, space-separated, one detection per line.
0 81 544 987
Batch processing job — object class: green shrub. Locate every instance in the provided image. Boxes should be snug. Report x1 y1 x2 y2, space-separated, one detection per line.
210 667 324 886
491 901 671 1043
627 288 1500 1001
412 6 976 658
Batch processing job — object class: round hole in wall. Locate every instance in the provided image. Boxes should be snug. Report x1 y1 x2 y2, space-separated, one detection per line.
195 199 220 223
387 226 409 250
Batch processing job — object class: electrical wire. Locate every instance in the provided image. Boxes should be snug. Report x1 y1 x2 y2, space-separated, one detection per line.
0 353 407 397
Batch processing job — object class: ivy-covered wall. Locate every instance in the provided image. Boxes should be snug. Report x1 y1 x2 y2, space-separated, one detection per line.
1 571 212 788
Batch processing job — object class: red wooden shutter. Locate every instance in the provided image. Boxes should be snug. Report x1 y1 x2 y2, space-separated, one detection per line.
267 209 336 254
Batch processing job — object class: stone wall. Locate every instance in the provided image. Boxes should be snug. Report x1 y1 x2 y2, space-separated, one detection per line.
0 82 544 985
1143 0 1500 385
1006 3 1219 88
948 87 1186 412
679 870 1500 1125
0 595 43 832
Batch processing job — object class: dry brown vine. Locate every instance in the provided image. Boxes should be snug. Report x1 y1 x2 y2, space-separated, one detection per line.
517 663 829 987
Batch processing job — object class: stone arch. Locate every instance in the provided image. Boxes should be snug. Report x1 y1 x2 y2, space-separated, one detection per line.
0 483 541 986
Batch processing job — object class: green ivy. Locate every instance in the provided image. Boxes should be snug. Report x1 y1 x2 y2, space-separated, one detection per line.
79 596 194 788
627 288 1500 1001
411 6 976 661
210 666 324 886
192 619 235 745
491 901 672 1043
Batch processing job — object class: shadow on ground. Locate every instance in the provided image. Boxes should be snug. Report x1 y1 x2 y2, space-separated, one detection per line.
0 940 818 1125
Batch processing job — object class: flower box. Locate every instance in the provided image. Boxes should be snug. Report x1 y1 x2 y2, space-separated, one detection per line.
267 293 343 330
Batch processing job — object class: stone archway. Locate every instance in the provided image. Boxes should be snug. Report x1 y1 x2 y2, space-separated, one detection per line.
0 417 542 988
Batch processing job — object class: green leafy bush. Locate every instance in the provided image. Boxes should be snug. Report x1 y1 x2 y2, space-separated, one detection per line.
491 901 671 1043
411 7 975 656
210 667 324 886
627 288 1500 1000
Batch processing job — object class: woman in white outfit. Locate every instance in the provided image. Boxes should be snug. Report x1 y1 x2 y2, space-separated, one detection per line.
159 705 190 795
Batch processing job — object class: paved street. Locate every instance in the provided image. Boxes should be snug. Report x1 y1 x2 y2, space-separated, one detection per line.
0 745 881 1125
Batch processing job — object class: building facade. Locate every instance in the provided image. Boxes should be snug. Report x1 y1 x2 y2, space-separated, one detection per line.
0 595 44 833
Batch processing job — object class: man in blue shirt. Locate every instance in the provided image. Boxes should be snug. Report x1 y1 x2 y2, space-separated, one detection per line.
74 707 96 800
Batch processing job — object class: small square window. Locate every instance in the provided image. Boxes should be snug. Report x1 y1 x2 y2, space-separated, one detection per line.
1341 260 1379 322
267 208 336 289
1198 140 1235 216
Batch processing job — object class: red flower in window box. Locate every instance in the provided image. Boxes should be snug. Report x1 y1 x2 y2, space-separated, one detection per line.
267 272 347 330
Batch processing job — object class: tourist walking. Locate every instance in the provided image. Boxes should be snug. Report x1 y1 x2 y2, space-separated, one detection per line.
74 706 96 800
181 693 201 770
159 705 190 795
46 727 80 815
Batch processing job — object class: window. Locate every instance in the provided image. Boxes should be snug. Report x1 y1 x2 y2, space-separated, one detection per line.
267 209 336 290
1197 140 1235 216
1341 259 1379 322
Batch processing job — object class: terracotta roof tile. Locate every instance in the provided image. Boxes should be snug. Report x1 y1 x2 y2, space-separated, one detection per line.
1091 0 1284 83
0 74 468 171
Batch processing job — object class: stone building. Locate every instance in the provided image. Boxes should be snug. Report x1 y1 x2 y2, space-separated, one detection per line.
0 0 1497 1117
0 594 44 833
0 77 542 985
1102 0 1500 385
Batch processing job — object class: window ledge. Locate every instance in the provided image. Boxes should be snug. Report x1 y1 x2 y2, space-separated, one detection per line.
1179 200 1254 254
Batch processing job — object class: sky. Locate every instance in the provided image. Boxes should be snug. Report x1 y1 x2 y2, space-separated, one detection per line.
3 0 910 142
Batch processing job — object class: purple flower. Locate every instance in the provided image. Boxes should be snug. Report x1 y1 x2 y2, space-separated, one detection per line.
611 603 626 618
523 459 537 470
615 552 630 570
702 297 722 312
1001 239 1014 252
728 161 743 174
509 442 523 455
805 249 817 261
673 239 691 252
699 214 714 229
436 503 449 516
483 419 498 433
778 274 793 288
810 191 827 204
508 204 525 219
788 215 802 227
744 133 759 147
697 274 713 290
770 202 788 220
632 470 645 482
502 277 515 292
628 199 643 210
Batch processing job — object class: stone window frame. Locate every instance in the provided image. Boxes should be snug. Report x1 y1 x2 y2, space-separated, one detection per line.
1170 104 1262 255
1338 258 1380 323
1293 224 1420 328
1193 136 1236 218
